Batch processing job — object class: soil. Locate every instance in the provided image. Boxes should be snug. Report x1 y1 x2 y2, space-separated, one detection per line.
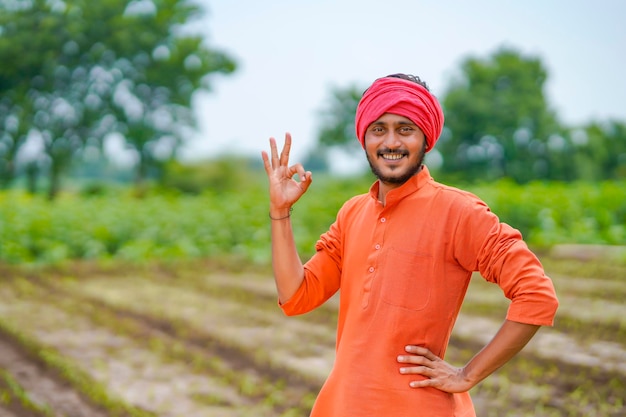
0 254 624 417
0 334 109 417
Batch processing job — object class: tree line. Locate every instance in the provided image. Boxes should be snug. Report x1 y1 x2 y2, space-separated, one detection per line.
313 48 626 184
1 2 624 200
0 0 236 199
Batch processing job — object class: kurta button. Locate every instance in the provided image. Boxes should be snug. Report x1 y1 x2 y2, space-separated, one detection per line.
380 217 386 222
369 267 375 273
375 244 381 250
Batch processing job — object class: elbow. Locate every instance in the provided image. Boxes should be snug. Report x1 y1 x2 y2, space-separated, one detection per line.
282 309 303 317
508 293 560 327
280 302 305 317
278 294 301 317
548 295 560 319
537 294 560 327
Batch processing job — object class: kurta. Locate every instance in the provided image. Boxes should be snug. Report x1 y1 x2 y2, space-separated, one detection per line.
281 166 559 417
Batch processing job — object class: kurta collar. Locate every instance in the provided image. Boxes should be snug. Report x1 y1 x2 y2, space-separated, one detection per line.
368 165 432 206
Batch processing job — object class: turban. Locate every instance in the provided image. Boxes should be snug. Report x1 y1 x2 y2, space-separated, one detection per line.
355 77 444 152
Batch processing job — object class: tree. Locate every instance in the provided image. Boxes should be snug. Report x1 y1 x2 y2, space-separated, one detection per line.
0 98 27 187
311 47 624 182
440 47 560 182
305 83 366 173
316 83 364 148
567 120 626 181
0 0 236 198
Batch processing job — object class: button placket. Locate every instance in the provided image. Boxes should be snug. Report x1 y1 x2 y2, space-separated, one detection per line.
363 213 388 308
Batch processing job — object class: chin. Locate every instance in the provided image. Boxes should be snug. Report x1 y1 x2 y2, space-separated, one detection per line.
372 167 416 184
367 151 425 185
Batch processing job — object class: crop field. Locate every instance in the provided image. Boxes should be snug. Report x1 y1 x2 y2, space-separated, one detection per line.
0 255 624 417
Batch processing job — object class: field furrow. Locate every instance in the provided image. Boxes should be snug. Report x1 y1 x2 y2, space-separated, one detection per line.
58 276 337 383
0 258 624 417
0 336 106 417
0 284 294 417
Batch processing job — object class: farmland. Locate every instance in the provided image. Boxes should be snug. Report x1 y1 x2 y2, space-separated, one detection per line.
1 176 625 416
1 256 625 417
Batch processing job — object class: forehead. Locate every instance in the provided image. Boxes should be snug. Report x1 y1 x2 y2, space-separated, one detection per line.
371 113 416 125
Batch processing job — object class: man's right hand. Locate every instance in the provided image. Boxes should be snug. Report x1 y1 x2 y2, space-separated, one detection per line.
261 133 313 218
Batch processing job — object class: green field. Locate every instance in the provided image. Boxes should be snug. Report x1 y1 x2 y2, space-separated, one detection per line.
1 176 625 265
1 177 625 416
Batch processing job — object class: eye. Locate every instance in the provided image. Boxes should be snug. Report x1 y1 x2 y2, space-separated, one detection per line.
399 126 414 134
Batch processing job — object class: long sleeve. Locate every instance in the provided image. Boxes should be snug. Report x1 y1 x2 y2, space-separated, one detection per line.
454 198 559 326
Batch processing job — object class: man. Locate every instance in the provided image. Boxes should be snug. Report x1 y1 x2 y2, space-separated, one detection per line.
261 73 558 416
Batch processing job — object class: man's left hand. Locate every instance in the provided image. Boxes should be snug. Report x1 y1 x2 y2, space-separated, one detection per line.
397 345 473 393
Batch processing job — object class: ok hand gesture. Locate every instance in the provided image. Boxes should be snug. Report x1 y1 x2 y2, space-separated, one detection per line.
261 133 313 218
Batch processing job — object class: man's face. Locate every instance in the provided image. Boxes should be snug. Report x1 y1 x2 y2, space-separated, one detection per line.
364 113 427 186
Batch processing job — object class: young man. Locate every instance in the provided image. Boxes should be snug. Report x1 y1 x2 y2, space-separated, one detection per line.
261 74 558 416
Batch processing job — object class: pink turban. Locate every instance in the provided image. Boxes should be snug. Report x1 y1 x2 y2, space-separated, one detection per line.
355 77 444 152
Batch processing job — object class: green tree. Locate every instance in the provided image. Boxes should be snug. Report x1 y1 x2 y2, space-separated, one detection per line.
307 83 364 171
440 47 560 183
317 83 363 148
0 99 27 187
567 120 626 181
310 47 624 182
0 0 236 198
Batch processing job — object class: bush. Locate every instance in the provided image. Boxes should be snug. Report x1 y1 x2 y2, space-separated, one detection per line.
1 175 624 265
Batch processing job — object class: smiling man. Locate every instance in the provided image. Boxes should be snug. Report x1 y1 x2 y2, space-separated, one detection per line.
261 74 559 417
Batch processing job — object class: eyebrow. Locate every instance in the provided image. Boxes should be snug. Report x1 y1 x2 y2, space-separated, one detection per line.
370 120 417 127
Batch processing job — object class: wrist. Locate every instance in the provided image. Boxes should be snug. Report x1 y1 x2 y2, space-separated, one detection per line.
458 365 482 390
269 207 293 221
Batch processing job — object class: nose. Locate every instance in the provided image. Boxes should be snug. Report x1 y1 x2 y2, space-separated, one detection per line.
383 131 402 148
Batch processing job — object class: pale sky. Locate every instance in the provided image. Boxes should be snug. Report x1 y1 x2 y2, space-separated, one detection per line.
180 0 626 167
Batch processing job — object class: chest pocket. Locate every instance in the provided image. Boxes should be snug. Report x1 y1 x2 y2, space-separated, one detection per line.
380 247 434 311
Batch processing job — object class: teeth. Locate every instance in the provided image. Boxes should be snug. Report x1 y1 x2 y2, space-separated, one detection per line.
382 153 404 160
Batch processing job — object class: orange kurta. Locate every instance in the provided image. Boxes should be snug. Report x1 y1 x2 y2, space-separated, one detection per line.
281 166 558 417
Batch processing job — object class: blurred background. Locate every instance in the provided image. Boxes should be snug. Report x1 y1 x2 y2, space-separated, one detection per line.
1 0 625 197
2 0 625 257
186 0 626 173
0 1 625 417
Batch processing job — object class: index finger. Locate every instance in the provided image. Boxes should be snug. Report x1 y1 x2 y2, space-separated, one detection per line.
405 346 439 361
261 149 272 176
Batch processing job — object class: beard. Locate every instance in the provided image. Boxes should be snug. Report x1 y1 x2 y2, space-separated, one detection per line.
366 145 426 185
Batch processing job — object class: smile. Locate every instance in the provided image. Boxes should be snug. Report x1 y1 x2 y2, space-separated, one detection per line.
380 153 406 161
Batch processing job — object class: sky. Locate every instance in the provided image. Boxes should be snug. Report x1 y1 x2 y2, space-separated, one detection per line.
179 0 626 169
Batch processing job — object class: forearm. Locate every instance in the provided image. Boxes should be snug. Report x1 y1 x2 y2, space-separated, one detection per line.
270 212 305 304
262 134 313 304
462 319 539 387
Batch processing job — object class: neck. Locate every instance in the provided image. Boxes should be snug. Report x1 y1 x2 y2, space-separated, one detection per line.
376 165 424 205
377 182 395 205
